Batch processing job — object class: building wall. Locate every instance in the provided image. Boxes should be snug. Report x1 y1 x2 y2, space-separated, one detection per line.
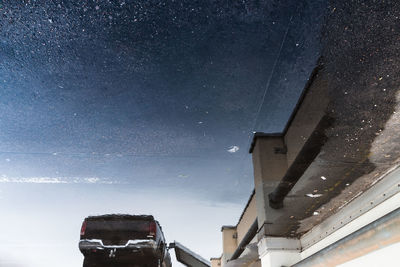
248 260 262 267
211 258 221 267
284 82 328 167
237 194 257 244
221 227 237 265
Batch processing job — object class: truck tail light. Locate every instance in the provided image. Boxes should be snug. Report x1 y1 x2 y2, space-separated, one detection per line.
148 221 157 238
80 221 87 236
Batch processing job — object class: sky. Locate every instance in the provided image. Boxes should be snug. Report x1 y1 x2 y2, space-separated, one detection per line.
0 0 326 266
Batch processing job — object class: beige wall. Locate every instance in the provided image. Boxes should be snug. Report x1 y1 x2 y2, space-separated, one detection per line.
248 260 262 267
222 227 237 256
220 226 237 266
252 136 288 226
211 258 221 267
237 194 257 244
284 80 328 166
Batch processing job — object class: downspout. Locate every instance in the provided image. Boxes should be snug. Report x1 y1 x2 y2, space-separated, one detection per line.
229 219 258 261
268 114 333 209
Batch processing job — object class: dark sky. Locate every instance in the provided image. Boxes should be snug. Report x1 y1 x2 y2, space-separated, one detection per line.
0 1 327 265
0 0 326 201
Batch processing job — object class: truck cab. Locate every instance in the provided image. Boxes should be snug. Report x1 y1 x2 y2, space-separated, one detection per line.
79 214 171 267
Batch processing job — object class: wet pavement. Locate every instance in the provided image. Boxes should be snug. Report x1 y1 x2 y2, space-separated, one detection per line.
1 0 399 266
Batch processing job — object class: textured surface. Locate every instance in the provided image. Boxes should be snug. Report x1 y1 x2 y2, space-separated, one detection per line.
261 0 400 237
0 0 326 200
0 1 329 266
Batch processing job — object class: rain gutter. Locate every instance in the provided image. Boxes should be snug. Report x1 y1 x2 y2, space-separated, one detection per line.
268 114 333 209
229 218 258 261
294 207 400 267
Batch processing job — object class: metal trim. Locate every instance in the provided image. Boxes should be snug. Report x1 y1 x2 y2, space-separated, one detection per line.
300 166 400 254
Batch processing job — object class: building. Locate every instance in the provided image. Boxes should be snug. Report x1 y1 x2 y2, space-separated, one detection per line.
212 1 400 265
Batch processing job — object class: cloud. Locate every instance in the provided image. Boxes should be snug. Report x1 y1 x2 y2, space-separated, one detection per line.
0 177 67 184
0 176 117 184
84 177 99 183
227 146 239 153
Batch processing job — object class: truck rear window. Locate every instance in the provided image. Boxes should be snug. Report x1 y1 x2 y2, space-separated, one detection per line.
85 220 150 232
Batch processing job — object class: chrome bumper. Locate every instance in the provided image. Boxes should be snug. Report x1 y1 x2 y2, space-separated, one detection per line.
79 239 157 251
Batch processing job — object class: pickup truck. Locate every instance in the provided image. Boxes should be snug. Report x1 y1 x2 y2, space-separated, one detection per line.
79 214 172 267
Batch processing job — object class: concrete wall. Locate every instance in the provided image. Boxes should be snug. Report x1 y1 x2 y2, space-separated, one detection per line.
221 226 237 265
211 258 221 267
248 261 262 267
237 194 257 244
252 136 288 228
284 80 328 166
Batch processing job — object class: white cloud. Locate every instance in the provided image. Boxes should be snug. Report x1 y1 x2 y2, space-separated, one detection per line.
227 145 239 153
84 177 100 183
0 176 116 184
0 177 67 184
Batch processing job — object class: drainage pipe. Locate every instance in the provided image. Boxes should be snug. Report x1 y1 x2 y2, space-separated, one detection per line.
268 115 333 209
229 219 258 261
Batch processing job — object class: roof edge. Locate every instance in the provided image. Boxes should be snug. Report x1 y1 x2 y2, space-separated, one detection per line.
221 225 236 231
248 132 283 153
236 189 256 226
281 60 323 135
248 60 323 154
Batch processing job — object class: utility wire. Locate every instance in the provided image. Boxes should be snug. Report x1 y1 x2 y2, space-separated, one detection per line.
250 15 294 136
242 14 295 158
